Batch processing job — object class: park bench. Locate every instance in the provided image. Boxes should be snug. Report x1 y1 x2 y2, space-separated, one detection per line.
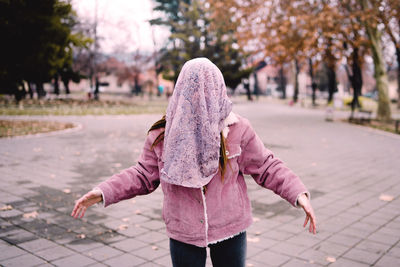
349 109 372 123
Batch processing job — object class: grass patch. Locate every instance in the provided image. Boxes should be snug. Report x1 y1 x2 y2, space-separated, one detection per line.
0 98 168 116
0 120 75 138
346 118 400 135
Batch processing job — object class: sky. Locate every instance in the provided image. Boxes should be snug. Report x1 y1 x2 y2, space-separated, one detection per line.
71 0 169 54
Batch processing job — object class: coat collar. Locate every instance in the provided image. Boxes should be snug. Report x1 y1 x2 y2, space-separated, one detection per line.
222 112 239 138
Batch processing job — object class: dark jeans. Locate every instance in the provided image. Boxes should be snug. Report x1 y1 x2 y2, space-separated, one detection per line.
170 232 247 267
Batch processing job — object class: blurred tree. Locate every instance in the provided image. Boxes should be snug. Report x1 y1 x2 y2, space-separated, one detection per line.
359 0 392 121
376 0 400 109
0 0 89 101
151 0 251 90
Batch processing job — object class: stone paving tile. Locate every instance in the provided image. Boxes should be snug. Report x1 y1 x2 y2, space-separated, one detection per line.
86 263 108 267
328 258 370 267
0 252 47 267
17 238 58 252
65 238 104 252
297 249 332 266
325 233 363 248
281 258 323 267
152 254 172 267
386 246 400 258
109 238 147 252
374 254 400 266
248 236 279 250
34 245 75 261
342 247 382 265
354 239 391 254
103 253 146 267
135 231 167 244
140 262 163 267
313 241 349 257
251 250 291 266
131 245 169 261
366 231 400 246
85 245 124 261
51 253 97 267
269 241 308 257
0 245 26 261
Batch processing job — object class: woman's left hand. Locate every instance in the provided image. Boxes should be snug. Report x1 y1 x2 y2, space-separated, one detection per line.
297 193 317 234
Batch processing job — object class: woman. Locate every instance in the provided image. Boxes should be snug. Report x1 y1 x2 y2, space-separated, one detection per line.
72 58 316 267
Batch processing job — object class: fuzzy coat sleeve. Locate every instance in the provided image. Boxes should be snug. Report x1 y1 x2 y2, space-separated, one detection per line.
237 118 309 207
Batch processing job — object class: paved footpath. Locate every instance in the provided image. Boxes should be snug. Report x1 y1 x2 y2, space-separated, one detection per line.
1 100 399 267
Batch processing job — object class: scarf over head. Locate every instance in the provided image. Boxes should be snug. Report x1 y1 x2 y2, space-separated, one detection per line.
160 58 232 188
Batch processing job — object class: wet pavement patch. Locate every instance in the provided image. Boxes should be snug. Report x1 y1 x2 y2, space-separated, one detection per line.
0 185 130 247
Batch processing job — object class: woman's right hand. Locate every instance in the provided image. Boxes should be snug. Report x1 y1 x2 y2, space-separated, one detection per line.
71 189 102 219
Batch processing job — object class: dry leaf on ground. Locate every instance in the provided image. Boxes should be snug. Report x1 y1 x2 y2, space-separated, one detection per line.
0 205 13 211
23 211 38 219
326 256 336 263
118 224 129 231
247 237 260 243
379 194 394 202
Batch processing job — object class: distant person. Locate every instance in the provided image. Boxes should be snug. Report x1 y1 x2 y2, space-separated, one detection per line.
157 84 164 96
72 58 316 267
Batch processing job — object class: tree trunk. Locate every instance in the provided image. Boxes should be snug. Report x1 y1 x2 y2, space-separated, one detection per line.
278 67 287 99
308 58 317 106
244 80 253 101
53 74 60 96
326 64 337 104
360 0 391 121
94 77 99 100
293 59 300 103
27 82 34 99
396 47 400 109
62 78 70 94
253 72 259 99
36 82 46 99
345 47 363 114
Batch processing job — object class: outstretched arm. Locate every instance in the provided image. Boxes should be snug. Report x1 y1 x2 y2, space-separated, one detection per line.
238 119 316 234
71 130 161 218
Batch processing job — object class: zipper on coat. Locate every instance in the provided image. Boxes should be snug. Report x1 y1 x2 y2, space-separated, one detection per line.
200 188 209 245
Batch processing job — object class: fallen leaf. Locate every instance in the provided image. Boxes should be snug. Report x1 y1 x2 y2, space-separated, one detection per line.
247 237 260 243
379 194 394 202
135 209 141 215
253 217 260 222
255 231 261 236
122 218 130 222
118 224 129 231
23 211 39 219
77 234 86 239
75 151 81 156
152 246 158 250
246 264 254 267
0 205 13 211
114 163 122 168
50 174 56 179
326 256 336 263
131 199 136 204
33 147 42 152
63 189 71 194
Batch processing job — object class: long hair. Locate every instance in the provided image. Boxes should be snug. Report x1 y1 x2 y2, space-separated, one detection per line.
148 116 228 181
